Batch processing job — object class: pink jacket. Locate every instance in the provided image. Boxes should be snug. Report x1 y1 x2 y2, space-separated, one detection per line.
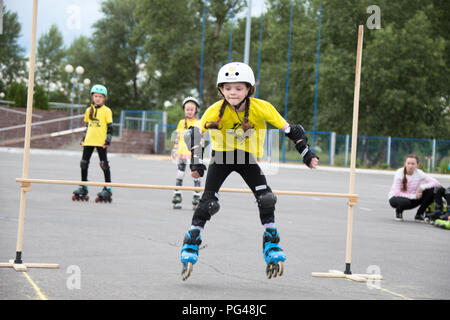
388 168 440 200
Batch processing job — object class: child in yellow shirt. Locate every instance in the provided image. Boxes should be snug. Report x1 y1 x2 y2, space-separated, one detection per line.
172 97 202 209
179 62 319 280
72 84 113 203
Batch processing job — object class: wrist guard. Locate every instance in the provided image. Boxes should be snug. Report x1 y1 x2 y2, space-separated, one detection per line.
105 123 113 145
190 162 207 177
286 124 318 166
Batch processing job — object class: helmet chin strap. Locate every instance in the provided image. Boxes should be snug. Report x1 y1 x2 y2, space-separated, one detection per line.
232 98 246 110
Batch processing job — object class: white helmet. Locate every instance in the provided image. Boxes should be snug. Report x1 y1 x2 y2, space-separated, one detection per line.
182 96 200 109
217 62 255 87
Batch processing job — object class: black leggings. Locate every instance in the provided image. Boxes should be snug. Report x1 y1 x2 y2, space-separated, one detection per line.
389 188 434 216
81 146 111 182
191 150 275 228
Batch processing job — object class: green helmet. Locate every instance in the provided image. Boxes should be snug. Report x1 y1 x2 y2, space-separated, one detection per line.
90 84 108 97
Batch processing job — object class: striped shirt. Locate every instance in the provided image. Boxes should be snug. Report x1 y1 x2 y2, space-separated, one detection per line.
388 168 440 199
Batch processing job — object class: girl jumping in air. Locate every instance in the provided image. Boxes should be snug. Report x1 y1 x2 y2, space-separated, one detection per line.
179 62 319 280
172 97 203 209
72 84 113 203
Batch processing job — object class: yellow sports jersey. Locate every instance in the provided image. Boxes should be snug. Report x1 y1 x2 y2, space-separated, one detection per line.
83 105 113 147
176 118 201 158
200 98 287 158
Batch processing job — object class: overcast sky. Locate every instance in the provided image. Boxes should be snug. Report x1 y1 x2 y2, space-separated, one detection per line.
5 0 266 55
4 0 104 53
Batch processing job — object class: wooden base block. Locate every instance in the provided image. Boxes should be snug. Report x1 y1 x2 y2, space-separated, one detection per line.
312 269 383 282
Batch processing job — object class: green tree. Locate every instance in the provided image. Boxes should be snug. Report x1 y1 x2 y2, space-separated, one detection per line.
315 0 448 140
6 82 27 108
90 0 147 112
0 7 25 91
64 35 96 104
137 0 245 111
257 0 318 126
36 24 65 95
34 85 49 109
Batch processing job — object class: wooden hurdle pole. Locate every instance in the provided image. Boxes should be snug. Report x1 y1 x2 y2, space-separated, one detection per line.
312 25 382 283
14 178 358 202
0 0 59 272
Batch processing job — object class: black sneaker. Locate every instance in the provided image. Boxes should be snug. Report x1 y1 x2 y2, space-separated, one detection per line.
395 212 403 221
414 214 424 222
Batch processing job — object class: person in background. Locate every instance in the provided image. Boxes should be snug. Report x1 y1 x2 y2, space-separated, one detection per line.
72 84 113 203
171 97 203 209
388 153 441 221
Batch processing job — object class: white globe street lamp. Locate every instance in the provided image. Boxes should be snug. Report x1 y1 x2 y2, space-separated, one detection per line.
65 64 74 74
75 66 84 75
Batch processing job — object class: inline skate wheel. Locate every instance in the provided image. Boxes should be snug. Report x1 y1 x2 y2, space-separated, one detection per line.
181 262 193 281
266 261 283 279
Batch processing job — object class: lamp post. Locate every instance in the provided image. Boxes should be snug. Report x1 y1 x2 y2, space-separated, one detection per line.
65 64 74 129
65 64 85 129
83 78 91 104
75 66 84 127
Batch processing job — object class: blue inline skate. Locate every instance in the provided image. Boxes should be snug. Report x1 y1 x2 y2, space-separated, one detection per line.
95 187 112 203
263 227 286 279
180 228 202 280
72 185 89 201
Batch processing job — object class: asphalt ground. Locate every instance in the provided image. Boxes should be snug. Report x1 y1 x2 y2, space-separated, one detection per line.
0 148 449 302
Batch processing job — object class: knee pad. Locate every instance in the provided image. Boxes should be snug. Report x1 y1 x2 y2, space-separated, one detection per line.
257 191 277 225
195 191 220 219
257 191 277 210
80 160 89 170
100 161 110 171
177 162 186 172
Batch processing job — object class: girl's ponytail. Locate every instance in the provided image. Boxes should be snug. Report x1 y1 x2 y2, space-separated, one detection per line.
402 167 408 191
204 99 227 130
88 105 95 121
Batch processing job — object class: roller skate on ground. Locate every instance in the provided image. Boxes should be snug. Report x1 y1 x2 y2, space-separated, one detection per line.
424 211 443 224
263 227 286 279
95 187 112 203
72 185 89 201
424 203 448 224
180 228 201 281
172 192 182 209
434 219 450 230
192 193 201 210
